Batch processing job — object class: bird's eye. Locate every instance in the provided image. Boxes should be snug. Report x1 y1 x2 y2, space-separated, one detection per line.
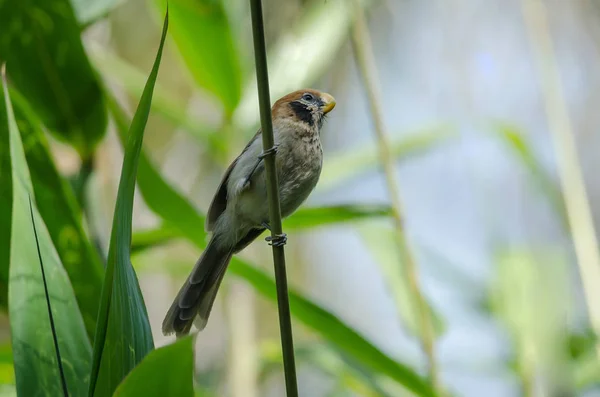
302 93 314 102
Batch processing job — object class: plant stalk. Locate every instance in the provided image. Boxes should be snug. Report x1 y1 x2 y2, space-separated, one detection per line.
521 0 600 359
350 6 441 391
248 0 299 396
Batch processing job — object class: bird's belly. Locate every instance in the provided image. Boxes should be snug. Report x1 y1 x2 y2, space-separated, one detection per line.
234 158 322 225
279 165 321 218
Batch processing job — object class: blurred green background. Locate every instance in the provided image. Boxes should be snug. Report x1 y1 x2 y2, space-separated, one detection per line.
1 0 600 396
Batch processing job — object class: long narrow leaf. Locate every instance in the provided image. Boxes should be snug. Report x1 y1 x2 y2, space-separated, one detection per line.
0 76 11 308
105 95 435 397
130 204 392 253
87 11 169 397
4 67 92 397
284 205 391 229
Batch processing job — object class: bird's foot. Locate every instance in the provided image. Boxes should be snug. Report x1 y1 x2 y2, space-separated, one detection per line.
258 143 279 160
265 233 287 247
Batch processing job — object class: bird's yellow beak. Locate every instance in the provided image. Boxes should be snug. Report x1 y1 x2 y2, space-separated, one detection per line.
320 93 336 114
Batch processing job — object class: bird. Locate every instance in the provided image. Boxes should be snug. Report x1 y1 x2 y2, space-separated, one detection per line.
162 89 336 336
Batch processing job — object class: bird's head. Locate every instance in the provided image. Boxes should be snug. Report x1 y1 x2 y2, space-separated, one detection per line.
272 89 336 132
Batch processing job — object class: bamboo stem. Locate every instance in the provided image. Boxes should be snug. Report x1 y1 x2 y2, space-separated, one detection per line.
350 6 442 392
521 0 600 359
248 0 299 395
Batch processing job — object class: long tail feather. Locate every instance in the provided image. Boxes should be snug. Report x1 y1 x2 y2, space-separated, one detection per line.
162 236 232 336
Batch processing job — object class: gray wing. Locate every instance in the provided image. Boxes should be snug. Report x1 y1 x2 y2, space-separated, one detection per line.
205 130 262 231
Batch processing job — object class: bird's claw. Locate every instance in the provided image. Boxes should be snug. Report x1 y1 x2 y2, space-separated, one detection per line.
259 144 280 159
265 233 287 247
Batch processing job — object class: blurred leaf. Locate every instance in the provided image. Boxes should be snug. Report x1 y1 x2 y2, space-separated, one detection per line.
113 336 195 397
259 341 392 397
130 204 392 253
89 46 219 144
358 224 444 338
107 100 435 397
568 329 597 360
4 89 104 340
155 0 242 115
0 80 11 308
318 126 454 191
491 248 572 395
284 204 391 229
131 224 180 253
232 258 435 396
233 0 374 130
4 67 92 397
492 123 567 229
71 0 122 27
88 11 169 397
0 0 107 160
573 350 600 391
0 343 14 385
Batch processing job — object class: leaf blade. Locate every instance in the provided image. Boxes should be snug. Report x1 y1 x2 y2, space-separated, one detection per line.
5 90 104 339
113 336 195 397
88 11 169 397
4 66 92 397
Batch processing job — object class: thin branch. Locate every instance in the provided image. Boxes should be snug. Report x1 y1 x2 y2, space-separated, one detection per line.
520 0 600 359
350 5 442 392
248 0 299 396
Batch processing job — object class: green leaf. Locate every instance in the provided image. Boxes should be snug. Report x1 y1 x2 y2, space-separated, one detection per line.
88 11 169 397
283 205 392 229
318 126 454 191
4 67 92 397
113 336 195 397
233 0 374 130
357 223 444 338
4 89 104 340
0 78 11 309
155 0 242 114
492 123 567 229
0 0 108 159
130 204 392 253
105 98 435 397
259 341 393 397
232 257 435 396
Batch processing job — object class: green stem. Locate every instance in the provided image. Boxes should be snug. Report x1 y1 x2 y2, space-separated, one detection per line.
350 5 442 393
248 0 298 396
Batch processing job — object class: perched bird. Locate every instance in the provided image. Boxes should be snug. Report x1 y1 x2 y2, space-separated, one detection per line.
162 89 336 336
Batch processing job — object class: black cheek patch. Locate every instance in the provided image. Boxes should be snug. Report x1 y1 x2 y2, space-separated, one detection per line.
289 101 314 126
